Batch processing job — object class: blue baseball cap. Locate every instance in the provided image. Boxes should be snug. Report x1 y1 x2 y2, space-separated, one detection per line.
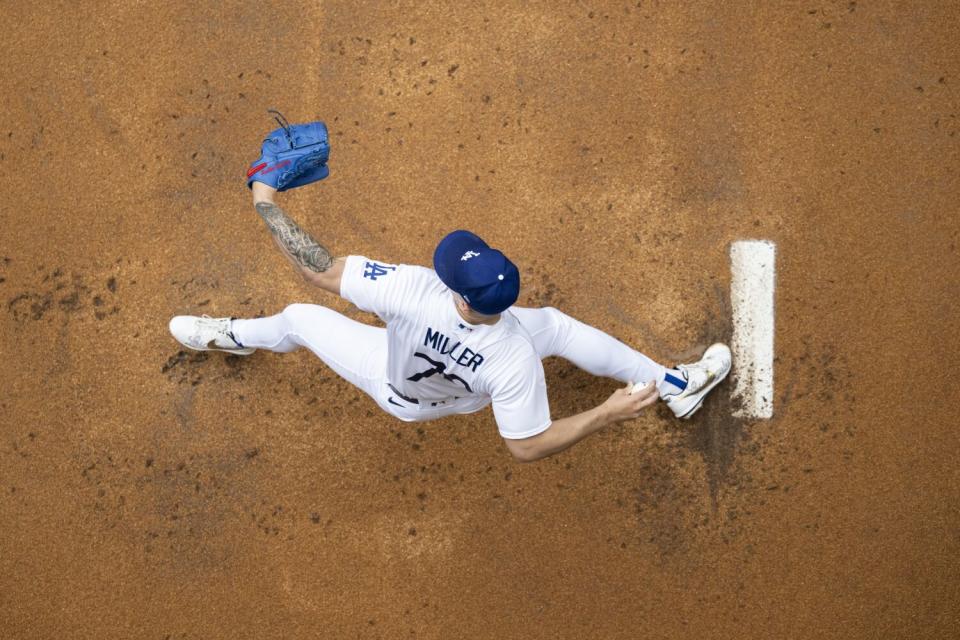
433 230 520 315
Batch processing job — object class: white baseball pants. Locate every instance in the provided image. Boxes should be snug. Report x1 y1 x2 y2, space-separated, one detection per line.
231 304 667 423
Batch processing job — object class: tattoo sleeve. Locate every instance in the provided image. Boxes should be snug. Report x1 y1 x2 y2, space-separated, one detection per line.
254 202 334 273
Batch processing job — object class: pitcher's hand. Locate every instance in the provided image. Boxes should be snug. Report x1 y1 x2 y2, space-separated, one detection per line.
601 381 659 423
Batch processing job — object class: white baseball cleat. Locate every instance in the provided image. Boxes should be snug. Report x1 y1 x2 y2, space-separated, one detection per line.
168 315 256 355
663 343 732 419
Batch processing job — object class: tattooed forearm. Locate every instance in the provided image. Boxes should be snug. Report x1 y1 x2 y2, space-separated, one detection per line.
254 202 334 273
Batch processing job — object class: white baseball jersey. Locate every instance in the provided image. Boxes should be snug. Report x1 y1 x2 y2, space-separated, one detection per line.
339 255 552 439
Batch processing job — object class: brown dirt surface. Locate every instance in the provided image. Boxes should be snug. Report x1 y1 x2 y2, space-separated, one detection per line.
2 1 959 638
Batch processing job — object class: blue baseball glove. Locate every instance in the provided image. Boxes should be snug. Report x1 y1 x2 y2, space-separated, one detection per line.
246 110 330 191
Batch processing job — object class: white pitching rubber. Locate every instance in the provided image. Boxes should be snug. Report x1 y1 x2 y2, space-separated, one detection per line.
730 240 776 419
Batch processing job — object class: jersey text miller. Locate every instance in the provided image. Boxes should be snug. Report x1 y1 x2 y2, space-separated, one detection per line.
423 327 485 372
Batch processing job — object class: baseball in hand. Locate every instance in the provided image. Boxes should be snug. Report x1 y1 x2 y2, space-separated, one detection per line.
629 381 654 395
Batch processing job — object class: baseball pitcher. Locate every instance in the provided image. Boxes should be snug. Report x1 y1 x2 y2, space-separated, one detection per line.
169 113 731 462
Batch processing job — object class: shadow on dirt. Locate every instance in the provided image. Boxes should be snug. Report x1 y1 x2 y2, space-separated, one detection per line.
677 280 748 509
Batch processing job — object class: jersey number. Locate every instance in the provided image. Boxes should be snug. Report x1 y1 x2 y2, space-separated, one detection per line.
406 352 473 392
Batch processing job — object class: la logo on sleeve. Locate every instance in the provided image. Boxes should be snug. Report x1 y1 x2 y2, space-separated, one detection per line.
363 261 397 281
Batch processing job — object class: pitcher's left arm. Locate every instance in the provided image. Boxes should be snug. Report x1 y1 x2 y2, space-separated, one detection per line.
251 182 346 296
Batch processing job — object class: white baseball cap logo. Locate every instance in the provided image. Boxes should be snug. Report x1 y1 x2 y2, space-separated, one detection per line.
460 250 480 261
